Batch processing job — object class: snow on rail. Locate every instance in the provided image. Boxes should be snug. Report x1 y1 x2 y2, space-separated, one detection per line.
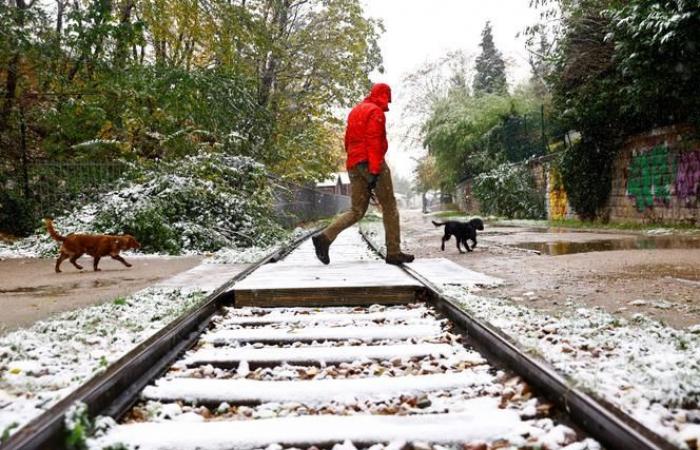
201 325 443 344
90 398 525 450
141 372 495 404
183 343 467 366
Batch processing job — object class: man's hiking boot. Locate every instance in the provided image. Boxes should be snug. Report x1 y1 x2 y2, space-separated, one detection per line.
385 252 414 265
312 234 331 265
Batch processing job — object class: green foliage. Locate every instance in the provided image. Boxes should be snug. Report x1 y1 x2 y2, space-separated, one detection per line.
472 22 508 96
413 154 440 193
473 163 546 219
604 1 700 126
125 206 182 254
0 189 36 237
540 0 700 220
0 0 383 184
559 139 615 220
423 89 543 186
1 422 19 444
87 153 284 254
65 402 90 450
39 66 269 161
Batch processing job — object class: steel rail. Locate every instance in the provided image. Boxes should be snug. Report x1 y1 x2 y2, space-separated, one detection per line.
358 228 677 450
2 228 320 450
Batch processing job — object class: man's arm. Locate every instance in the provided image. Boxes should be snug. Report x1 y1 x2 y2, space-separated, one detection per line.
365 109 386 175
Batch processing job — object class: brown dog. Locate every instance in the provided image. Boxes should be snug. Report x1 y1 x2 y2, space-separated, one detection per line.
45 219 140 273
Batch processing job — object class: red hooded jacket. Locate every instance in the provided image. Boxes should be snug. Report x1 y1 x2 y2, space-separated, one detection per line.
344 83 391 175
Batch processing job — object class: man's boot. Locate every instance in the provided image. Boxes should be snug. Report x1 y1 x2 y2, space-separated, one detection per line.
312 234 331 265
385 252 414 265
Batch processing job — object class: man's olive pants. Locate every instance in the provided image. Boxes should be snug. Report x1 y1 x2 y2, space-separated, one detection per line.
322 162 401 255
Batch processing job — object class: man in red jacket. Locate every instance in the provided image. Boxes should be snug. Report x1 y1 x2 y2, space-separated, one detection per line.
312 83 414 265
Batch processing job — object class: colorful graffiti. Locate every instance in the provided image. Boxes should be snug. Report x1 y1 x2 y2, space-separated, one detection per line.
626 145 677 211
547 169 568 220
676 150 700 201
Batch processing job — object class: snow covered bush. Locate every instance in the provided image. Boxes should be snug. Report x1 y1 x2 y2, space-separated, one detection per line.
3 153 284 256
473 162 546 219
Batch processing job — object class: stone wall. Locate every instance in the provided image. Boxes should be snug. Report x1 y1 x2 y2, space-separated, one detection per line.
452 125 700 224
606 124 699 224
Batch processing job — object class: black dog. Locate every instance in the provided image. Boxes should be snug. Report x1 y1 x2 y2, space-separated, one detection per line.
432 218 484 253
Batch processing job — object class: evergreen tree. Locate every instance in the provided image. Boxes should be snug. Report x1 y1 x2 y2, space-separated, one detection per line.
472 22 508 95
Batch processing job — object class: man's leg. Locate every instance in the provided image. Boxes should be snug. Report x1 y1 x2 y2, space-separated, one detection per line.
313 168 370 264
373 163 413 264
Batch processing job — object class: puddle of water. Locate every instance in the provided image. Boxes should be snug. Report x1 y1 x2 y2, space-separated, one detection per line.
515 235 700 256
0 279 120 296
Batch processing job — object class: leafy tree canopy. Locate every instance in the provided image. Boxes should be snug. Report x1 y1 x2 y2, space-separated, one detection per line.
0 0 383 184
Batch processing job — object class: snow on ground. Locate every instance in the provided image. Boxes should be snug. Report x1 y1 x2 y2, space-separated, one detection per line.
438 283 700 449
0 287 204 437
363 220 700 449
0 234 297 438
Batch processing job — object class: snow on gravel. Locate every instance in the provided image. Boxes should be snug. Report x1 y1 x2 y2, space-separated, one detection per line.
0 288 205 437
202 325 444 345
439 286 700 449
89 400 528 450
216 306 430 325
183 343 461 367
89 302 601 450
142 372 496 404
363 220 700 449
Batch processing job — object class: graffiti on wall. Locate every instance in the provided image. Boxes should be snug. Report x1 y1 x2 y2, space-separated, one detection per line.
626 145 677 211
547 169 568 220
676 150 700 201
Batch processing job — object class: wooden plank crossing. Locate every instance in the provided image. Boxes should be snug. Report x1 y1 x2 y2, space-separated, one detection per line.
233 228 422 306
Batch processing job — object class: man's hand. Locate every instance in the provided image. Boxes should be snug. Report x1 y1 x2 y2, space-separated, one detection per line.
368 173 379 191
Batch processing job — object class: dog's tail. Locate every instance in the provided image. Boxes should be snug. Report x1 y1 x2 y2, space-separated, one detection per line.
44 219 65 242
431 221 445 227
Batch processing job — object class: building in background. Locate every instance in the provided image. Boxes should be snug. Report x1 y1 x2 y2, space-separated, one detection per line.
315 172 351 196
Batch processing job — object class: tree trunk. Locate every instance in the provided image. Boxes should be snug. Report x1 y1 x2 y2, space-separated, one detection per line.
113 0 135 68
258 0 290 107
0 0 30 134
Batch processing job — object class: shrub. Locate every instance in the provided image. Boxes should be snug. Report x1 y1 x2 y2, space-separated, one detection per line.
5 152 284 255
473 163 546 219
559 139 614 221
0 190 36 237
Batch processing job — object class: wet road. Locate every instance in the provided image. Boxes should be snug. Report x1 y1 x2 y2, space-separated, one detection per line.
395 210 700 330
0 256 202 332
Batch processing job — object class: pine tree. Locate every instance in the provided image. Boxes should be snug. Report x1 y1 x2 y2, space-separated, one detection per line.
472 22 508 95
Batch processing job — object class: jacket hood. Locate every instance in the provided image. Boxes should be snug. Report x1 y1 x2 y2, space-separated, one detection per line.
365 83 391 112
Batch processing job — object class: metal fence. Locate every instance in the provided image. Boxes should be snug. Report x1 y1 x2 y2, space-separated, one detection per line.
269 176 351 227
1 161 129 221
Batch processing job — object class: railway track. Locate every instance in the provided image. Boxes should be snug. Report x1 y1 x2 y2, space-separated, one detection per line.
3 228 678 450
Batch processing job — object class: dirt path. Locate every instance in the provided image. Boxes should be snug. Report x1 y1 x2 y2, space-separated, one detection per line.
398 210 700 329
0 256 203 332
